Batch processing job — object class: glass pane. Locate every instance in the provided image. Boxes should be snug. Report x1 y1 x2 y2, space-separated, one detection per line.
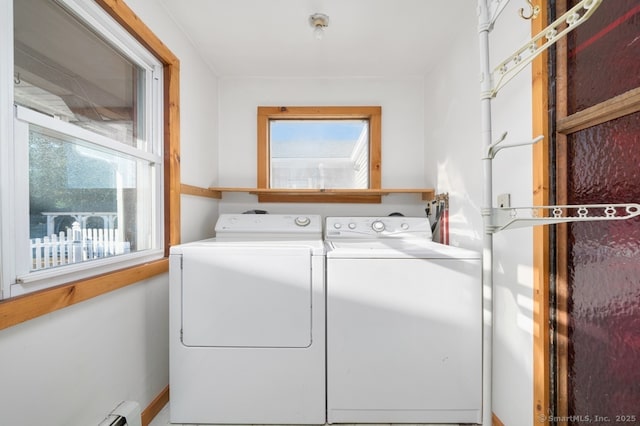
14 0 145 148
567 0 640 114
566 112 640 421
269 120 369 189
29 124 154 271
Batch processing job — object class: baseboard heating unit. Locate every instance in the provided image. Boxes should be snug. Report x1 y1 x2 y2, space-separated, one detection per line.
98 401 141 426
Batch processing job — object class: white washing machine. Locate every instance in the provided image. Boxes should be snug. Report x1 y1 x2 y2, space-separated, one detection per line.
325 216 482 424
169 214 325 424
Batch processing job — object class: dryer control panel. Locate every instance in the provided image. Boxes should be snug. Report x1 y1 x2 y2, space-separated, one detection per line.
215 214 322 239
325 216 432 240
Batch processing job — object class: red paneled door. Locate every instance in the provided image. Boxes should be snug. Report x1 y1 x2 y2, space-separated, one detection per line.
557 1 640 424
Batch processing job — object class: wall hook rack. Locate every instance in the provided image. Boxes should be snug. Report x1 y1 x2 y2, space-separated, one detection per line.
519 0 540 20
484 133 544 159
489 204 640 233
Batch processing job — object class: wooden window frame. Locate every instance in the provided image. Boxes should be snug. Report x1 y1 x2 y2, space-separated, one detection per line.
257 106 381 203
0 0 180 331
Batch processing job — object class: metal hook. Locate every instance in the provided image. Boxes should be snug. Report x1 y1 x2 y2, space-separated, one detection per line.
14 72 21 85
519 0 540 20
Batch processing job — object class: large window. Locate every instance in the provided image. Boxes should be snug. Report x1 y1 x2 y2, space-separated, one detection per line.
2 0 164 297
257 106 382 194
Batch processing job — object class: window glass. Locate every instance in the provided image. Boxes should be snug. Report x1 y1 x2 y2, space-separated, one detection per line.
14 0 145 148
28 124 154 271
567 0 640 114
269 120 369 189
566 112 640 418
257 106 381 195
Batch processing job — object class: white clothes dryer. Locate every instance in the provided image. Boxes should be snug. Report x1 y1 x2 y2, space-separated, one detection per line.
169 214 325 424
325 216 482 424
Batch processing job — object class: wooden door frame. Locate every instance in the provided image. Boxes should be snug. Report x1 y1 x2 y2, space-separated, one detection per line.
532 1 551 425
535 1 640 424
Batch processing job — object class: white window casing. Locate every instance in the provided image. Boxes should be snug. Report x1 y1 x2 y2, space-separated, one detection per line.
1 0 164 298
0 0 15 300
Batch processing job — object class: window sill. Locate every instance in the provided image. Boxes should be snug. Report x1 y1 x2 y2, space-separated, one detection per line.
207 187 436 203
15 249 164 287
0 258 169 331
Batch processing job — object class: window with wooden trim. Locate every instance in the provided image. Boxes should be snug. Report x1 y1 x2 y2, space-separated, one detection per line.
257 106 381 201
0 0 179 313
3 0 163 297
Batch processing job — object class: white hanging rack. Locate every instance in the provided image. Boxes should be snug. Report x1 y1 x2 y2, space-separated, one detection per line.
486 0 603 98
475 0 634 425
484 130 640 232
490 203 640 233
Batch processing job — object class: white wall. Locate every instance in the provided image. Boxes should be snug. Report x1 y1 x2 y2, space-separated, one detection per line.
0 276 168 425
425 15 483 252
0 0 218 424
490 5 535 424
425 2 534 426
216 77 432 218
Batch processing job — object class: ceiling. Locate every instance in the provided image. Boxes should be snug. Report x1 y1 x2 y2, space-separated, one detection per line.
158 0 472 78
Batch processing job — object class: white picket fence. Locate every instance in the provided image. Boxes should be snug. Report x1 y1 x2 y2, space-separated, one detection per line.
30 222 130 271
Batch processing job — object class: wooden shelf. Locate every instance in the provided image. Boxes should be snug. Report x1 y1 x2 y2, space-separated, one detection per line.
208 187 436 203
181 184 222 199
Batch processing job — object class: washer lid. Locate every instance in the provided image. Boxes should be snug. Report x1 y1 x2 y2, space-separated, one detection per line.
326 239 480 259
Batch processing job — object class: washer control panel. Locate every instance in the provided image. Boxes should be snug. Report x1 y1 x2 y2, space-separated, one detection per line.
325 217 432 239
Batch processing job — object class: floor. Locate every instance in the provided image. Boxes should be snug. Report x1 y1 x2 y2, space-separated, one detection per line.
149 403 455 426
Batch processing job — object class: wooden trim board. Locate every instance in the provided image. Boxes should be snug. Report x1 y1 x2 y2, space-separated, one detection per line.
557 87 640 134
531 2 551 425
0 259 169 330
142 385 170 426
181 183 222 199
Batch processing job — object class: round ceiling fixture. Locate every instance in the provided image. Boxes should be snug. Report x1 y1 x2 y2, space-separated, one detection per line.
309 13 329 40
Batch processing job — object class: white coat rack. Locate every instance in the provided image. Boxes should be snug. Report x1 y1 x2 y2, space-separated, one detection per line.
475 0 639 424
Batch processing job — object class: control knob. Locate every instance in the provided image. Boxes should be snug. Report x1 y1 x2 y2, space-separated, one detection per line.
295 216 311 227
371 220 385 232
